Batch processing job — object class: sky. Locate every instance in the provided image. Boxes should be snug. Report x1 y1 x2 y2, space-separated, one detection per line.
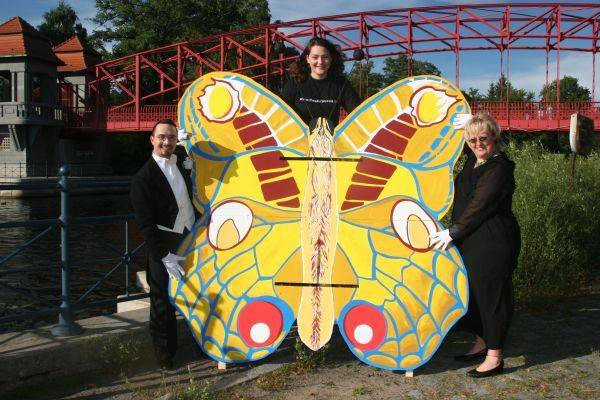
1 0 598 98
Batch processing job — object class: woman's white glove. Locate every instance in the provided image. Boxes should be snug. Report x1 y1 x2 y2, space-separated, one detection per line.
429 229 453 250
161 252 186 280
451 113 473 129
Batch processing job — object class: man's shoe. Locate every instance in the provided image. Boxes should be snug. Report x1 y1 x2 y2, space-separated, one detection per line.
155 347 175 371
454 348 487 362
158 357 174 371
467 360 504 378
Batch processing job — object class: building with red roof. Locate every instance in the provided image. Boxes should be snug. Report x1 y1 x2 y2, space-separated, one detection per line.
0 16 104 178
54 35 102 109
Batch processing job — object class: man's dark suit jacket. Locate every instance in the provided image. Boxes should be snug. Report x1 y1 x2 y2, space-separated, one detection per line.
130 155 194 261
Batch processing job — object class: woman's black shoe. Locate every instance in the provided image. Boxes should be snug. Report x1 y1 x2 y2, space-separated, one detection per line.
467 360 504 378
453 348 487 362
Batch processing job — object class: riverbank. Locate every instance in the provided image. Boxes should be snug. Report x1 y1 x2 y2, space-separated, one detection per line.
1 289 598 399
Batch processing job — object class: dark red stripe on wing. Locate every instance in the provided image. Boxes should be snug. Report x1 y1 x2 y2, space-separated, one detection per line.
250 152 288 170
232 112 261 129
277 198 300 208
261 177 300 201
352 173 388 185
372 128 409 156
342 130 408 211
356 158 396 178
259 168 292 181
239 123 272 145
341 201 364 211
365 144 400 160
346 184 384 201
387 118 416 139
249 137 278 149
364 113 417 160
250 151 301 208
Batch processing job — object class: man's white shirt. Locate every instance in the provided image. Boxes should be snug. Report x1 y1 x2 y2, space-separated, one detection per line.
152 152 195 234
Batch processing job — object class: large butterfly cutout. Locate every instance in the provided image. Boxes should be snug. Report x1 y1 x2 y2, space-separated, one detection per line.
170 72 469 371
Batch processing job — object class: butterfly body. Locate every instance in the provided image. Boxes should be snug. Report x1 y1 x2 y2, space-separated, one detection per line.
172 72 470 371
297 118 339 350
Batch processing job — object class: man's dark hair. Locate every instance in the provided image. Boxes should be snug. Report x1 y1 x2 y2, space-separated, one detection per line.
151 119 177 135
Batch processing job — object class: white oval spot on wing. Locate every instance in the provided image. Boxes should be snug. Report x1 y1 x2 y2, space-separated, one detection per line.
208 201 253 250
250 323 271 344
391 200 438 251
409 86 458 127
198 79 241 122
354 324 374 345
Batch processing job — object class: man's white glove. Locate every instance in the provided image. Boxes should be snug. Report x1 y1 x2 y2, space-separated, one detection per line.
429 229 453 251
177 129 188 141
161 252 186 280
177 129 189 145
451 113 473 129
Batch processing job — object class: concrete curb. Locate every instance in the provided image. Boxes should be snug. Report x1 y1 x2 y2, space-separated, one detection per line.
0 308 192 393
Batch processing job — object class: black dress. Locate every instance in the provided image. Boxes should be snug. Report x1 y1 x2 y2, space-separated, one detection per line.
280 75 360 125
449 151 521 349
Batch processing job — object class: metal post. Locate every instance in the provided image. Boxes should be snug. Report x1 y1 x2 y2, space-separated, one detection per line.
51 165 83 336
124 221 130 296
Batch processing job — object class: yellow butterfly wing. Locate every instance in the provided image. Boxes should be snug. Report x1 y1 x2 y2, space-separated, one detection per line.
170 72 309 363
332 75 470 370
177 72 308 213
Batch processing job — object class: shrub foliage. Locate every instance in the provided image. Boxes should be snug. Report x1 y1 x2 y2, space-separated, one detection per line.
507 142 600 301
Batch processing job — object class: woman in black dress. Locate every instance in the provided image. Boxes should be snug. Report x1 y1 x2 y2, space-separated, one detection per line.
430 112 521 378
280 37 360 127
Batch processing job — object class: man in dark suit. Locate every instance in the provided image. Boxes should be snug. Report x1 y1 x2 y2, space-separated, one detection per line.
130 119 195 369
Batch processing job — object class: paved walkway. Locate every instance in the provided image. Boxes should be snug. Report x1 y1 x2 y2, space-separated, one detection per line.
1 291 599 400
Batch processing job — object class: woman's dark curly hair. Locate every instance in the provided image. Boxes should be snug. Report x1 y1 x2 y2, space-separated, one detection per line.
287 37 345 83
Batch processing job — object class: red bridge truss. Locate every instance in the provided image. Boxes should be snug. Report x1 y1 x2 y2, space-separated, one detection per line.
65 2 600 133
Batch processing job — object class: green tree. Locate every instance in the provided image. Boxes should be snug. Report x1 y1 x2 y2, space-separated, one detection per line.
539 75 591 101
486 74 534 101
37 0 87 46
347 61 385 99
464 87 485 102
381 55 440 86
93 0 271 58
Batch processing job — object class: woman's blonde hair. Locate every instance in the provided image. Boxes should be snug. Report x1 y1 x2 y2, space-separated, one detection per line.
464 112 501 143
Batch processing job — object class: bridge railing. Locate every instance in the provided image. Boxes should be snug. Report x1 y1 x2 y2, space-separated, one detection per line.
0 102 64 125
0 167 145 335
0 162 113 178
471 101 600 131
106 105 178 131
62 101 600 132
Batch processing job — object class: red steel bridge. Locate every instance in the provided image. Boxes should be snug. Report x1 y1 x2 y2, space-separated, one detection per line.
64 2 600 133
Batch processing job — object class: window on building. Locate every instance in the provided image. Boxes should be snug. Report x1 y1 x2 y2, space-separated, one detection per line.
0 134 10 151
0 71 10 102
32 73 43 103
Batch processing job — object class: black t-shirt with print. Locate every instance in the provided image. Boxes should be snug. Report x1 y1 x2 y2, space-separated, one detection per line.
280 75 360 126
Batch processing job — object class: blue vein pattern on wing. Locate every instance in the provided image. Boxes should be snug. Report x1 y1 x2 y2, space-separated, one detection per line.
171 197 302 362
335 196 468 370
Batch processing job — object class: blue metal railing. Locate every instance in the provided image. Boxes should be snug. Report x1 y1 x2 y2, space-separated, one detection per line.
0 166 146 336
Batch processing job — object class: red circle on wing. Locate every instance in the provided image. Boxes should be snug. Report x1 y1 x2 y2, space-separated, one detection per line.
237 301 283 347
343 304 387 351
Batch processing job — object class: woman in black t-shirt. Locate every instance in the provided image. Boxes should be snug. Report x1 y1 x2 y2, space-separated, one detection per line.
280 37 360 126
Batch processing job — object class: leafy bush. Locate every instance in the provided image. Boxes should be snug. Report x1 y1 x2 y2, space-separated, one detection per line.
507 141 600 302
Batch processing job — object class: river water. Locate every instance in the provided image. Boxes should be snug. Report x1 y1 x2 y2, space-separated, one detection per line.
0 193 147 332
